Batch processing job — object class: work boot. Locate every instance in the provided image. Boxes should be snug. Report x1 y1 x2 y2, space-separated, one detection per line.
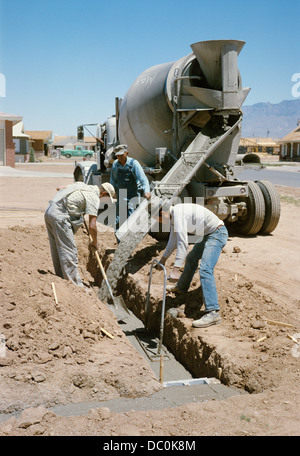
166 284 185 294
192 311 221 328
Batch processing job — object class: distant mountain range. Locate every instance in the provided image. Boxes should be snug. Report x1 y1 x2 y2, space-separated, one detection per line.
241 99 300 139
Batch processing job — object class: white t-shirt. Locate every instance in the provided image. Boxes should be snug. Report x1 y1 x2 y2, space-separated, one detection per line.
162 204 224 268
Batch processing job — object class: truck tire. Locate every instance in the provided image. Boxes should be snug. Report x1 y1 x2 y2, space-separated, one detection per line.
256 180 281 234
235 181 265 235
85 154 92 159
65 154 71 159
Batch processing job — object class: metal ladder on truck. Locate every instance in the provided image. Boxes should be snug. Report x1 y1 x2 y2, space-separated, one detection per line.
98 114 241 302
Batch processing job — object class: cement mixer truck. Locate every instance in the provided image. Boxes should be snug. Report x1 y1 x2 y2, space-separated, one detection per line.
74 40 280 295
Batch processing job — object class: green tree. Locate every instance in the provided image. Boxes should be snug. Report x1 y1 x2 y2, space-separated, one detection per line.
29 147 36 163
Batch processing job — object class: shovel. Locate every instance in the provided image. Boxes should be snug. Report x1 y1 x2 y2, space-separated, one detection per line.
83 220 130 320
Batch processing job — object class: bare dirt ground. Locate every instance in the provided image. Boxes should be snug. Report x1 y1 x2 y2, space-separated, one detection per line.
0 157 299 437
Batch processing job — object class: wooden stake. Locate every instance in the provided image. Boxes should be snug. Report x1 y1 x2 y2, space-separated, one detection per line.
263 319 293 328
51 282 58 305
218 367 222 380
100 327 114 340
159 354 164 384
256 336 267 343
287 334 299 344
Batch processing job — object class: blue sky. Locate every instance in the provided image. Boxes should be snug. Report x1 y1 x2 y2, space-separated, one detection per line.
0 0 299 136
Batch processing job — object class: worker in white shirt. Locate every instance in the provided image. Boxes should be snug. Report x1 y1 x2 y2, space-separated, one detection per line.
156 203 228 328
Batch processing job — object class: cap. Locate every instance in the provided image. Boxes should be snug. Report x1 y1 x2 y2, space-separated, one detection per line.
114 144 128 156
100 182 115 203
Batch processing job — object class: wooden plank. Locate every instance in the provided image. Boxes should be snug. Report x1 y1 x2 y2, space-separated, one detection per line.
263 318 293 328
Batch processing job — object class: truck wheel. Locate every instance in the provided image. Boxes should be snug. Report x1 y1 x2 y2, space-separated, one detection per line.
256 180 281 234
85 154 91 159
65 154 71 159
235 181 265 235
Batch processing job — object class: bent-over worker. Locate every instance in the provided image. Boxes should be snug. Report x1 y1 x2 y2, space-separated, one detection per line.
110 144 151 229
157 203 228 328
44 181 115 288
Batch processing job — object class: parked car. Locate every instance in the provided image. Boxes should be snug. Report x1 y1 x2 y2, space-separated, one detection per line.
61 146 94 159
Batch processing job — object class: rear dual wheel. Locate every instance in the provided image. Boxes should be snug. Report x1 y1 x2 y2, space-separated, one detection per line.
256 180 281 234
234 180 280 235
235 180 265 235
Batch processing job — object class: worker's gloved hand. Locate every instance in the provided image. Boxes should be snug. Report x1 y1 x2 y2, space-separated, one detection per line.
155 257 166 270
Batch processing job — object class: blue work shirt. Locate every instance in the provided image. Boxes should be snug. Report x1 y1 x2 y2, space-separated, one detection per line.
110 157 150 200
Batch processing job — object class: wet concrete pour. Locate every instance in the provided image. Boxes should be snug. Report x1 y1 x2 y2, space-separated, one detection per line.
48 311 245 418
0 308 245 424
50 382 245 418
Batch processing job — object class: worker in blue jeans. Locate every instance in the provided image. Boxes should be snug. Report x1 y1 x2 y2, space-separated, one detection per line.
157 204 228 328
110 144 151 230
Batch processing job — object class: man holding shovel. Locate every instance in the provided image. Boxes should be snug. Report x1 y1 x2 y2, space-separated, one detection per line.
45 181 115 288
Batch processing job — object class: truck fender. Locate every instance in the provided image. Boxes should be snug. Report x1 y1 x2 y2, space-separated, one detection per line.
73 161 97 184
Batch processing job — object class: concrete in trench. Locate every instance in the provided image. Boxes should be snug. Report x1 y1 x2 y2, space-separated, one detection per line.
48 310 245 418
0 309 245 424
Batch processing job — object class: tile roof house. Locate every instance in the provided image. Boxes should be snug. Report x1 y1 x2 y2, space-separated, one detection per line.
13 121 31 162
25 130 53 156
52 135 77 148
0 112 23 167
52 135 96 151
279 125 300 161
239 137 280 155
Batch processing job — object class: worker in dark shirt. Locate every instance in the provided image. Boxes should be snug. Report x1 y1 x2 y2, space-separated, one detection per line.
110 144 151 229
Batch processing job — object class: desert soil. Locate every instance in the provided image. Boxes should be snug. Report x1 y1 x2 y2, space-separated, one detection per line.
0 157 299 437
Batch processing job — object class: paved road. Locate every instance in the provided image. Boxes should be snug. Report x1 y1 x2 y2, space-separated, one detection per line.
1 163 300 187
239 165 300 188
0 166 72 178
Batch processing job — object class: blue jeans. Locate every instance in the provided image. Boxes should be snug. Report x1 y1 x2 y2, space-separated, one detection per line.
115 190 141 229
177 225 228 312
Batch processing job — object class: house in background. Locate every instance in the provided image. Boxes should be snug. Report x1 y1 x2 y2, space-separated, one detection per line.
82 136 97 151
279 126 300 161
25 130 52 157
239 137 280 155
52 135 96 152
13 121 31 162
0 112 23 167
52 135 77 150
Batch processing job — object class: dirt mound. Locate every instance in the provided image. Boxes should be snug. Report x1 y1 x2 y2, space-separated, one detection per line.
0 226 161 414
0 178 300 436
122 234 300 394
